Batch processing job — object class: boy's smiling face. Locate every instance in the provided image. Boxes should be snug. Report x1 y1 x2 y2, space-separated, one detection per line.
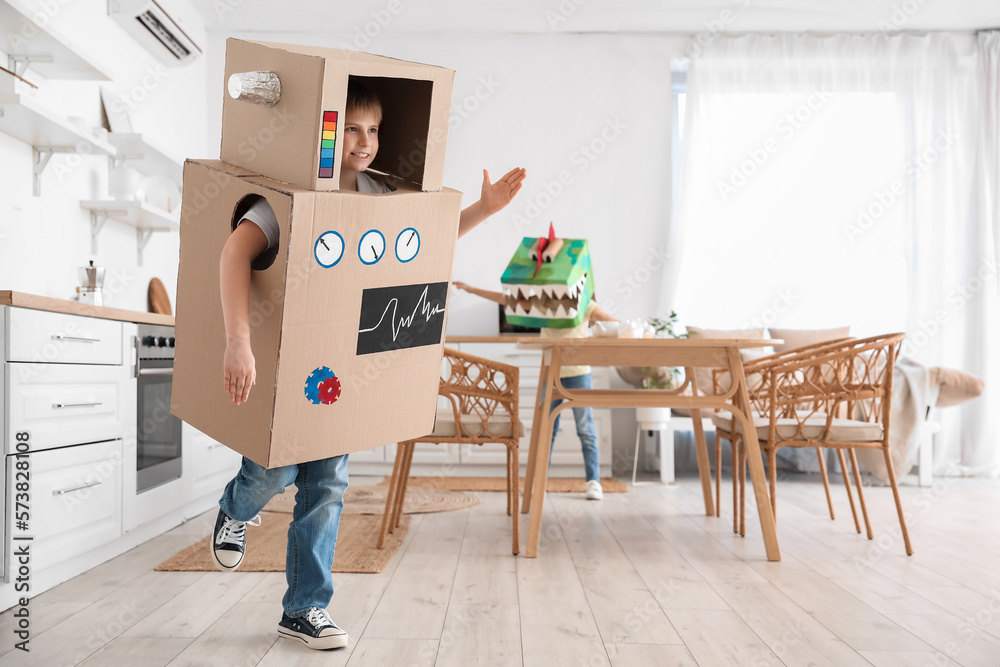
341 108 380 179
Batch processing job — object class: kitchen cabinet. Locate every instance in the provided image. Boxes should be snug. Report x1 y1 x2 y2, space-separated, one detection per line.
181 421 241 515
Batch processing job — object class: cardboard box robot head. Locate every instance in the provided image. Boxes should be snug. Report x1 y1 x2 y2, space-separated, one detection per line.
172 42 462 468
220 39 454 192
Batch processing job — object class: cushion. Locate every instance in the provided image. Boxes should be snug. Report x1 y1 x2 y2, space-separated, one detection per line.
684 326 767 395
430 410 524 439
767 326 850 354
711 412 883 442
929 367 985 407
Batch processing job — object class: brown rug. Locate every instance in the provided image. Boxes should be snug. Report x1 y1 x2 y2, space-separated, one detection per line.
263 484 480 515
380 476 627 494
155 512 408 574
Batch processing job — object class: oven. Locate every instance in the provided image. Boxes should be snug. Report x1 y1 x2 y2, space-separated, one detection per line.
135 323 181 493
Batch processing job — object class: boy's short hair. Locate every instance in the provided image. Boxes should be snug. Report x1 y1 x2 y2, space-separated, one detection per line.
347 81 383 124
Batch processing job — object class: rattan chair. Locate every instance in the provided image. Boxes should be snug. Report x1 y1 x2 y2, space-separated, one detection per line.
716 333 912 554
378 347 523 554
713 338 861 535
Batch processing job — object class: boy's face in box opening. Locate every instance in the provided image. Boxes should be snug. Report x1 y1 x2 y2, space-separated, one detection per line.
342 108 379 181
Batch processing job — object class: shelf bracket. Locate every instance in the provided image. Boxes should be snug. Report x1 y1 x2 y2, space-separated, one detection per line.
7 55 51 77
136 228 154 267
32 146 76 197
89 211 109 254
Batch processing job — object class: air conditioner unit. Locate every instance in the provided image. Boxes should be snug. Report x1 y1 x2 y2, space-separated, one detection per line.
108 0 204 66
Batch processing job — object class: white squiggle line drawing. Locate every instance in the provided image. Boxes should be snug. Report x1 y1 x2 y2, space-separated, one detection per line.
359 285 446 342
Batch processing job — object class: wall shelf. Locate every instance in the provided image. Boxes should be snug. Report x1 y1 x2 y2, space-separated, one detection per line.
0 0 114 80
0 92 118 195
80 200 179 266
107 132 183 187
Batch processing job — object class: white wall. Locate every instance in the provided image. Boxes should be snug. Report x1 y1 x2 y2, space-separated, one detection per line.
204 31 686 334
0 0 208 313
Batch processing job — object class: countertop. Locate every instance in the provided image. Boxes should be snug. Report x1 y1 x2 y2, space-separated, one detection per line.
0 291 174 326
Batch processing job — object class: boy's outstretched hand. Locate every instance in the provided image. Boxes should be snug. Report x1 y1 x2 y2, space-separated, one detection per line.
480 167 526 216
223 340 256 405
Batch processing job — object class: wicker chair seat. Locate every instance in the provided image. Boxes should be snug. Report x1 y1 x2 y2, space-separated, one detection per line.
711 413 883 442
430 411 525 439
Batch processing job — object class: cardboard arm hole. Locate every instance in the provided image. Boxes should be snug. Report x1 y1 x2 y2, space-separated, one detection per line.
232 193 280 271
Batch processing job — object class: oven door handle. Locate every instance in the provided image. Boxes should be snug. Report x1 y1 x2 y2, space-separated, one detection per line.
133 335 140 379
138 368 174 376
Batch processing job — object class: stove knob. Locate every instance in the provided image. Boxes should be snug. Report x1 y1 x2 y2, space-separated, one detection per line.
157 336 168 347
142 335 156 346
168 337 176 348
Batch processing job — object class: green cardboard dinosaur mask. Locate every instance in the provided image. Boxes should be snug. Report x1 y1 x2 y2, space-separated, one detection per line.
500 224 594 329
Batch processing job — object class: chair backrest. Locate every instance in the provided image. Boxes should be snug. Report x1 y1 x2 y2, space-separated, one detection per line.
758 333 905 445
436 347 519 442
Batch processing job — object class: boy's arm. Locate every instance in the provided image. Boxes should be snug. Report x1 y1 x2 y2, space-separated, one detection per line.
220 221 269 405
458 167 526 238
588 304 619 323
453 281 506 305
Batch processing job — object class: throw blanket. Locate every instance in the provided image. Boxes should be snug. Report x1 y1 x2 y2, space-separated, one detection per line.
855 357 939 483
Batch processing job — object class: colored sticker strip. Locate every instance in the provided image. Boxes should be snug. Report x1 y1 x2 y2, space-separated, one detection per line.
318 110 337 178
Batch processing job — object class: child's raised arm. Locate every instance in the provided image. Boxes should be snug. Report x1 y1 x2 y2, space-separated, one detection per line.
453 281 506 305
219 222 269 405
458 167 526 238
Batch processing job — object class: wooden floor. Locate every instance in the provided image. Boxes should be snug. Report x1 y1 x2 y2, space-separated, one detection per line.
3 471 1000 666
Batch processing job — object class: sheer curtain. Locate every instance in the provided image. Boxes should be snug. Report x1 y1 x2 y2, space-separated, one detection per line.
665 33 999 476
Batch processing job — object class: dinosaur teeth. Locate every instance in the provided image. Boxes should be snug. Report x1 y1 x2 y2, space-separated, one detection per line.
568 306 578 318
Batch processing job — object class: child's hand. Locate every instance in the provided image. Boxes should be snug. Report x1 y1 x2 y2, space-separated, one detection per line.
479 167 526 216
223 340 256 405
452 281 469 292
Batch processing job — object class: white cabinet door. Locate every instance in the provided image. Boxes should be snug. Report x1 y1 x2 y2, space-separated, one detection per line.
6 308 122 365
6 362 134 455
181 422 242 506
5 440 122 579
349 445 388 463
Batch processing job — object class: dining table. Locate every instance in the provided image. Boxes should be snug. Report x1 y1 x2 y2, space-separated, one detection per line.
517 336 781 560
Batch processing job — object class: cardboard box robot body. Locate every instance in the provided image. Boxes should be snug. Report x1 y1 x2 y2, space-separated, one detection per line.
172 40 462 468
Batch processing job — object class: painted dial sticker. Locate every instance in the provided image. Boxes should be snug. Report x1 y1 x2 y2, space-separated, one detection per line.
304 366 342 405
395 228 420 263
314 231 345 268
358 229 385 265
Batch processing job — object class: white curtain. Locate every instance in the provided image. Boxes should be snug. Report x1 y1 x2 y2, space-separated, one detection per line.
665 33 1000 476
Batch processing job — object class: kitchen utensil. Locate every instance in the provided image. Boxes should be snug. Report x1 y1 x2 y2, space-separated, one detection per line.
78 260 105 306
148 278 172 315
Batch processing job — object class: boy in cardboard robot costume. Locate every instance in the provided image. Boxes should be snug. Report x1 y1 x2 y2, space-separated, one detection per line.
172 40 524 650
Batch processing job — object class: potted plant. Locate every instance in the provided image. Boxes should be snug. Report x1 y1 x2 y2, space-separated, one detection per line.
614 312 688 426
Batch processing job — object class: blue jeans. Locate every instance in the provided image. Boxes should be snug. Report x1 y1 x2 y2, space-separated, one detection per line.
549 373 601 483
219 454 349 617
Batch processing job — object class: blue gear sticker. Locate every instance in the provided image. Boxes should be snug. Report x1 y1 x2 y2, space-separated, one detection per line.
304 366 341 405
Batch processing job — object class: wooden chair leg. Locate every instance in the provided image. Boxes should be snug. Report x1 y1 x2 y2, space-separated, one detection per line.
392 442 415 530
882 447 913 555
815 448 835 520
836 449 862 533
848 448 874 539
715 433 722 518
506 446 513 516
767 448 778 523
739 436 746 537
509 442 520 555
379 440 407 549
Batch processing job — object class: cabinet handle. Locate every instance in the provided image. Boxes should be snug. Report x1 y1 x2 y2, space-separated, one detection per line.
53 480 101 496
51 335 100 343
52 402 103 409
207 443 226 450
